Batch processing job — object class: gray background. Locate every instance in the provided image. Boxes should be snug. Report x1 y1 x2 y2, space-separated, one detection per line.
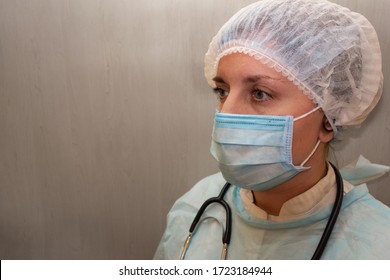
1 0 389 259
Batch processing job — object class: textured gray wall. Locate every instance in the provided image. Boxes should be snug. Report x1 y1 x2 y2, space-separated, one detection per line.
0 0 389 259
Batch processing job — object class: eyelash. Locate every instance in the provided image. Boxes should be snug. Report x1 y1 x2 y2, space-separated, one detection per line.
212 87 228 99
212 87 272 103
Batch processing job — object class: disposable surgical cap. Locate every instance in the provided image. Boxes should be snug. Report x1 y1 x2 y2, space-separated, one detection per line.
205 0 383 132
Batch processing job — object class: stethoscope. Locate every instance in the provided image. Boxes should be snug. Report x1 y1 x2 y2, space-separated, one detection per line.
180 162 344 260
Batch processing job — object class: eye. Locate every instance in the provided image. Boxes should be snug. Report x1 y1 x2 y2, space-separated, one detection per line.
252 89 272 102
213 87 229 101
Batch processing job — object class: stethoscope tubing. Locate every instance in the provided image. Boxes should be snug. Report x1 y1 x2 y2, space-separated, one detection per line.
311 162 344 260
188 182 232 244
181 163 344 260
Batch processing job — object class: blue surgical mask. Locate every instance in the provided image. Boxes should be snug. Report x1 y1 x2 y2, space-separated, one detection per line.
210 107 321 191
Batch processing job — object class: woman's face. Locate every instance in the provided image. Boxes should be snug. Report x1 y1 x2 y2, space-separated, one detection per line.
213 53 329 166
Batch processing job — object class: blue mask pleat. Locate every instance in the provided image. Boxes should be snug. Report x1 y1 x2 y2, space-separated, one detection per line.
211 112 307 191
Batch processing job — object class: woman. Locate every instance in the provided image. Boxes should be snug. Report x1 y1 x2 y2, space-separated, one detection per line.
154 0 390 259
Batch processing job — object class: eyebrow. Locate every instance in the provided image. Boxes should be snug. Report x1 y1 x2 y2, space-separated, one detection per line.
212 74 281 85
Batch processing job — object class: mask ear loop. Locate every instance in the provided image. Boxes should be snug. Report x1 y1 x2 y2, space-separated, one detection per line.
293 106 322 167
300 140 321 167
293 106 321 121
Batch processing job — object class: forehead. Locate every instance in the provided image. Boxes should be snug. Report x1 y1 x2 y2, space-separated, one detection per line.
216 53 288 83
214 52 316 112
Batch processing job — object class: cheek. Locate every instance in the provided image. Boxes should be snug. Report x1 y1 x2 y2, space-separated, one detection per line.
291 119 322 164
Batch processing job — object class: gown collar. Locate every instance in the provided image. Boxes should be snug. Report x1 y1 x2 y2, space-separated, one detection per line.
231 162 356 229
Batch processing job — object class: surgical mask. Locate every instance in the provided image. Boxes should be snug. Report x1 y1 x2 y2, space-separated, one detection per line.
210 107 321 191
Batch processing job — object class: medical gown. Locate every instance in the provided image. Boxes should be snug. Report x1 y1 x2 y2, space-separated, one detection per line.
154 166 390 259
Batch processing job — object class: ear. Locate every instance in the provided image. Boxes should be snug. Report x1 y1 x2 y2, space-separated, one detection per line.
319 116 334 143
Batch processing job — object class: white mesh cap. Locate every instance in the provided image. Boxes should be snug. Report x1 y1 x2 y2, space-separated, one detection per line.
205 0 383 132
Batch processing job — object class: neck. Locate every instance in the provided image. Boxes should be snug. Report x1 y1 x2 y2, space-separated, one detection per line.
251 157 328 216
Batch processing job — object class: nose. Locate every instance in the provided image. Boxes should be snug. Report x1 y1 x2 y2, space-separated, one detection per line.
220 89 249 114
